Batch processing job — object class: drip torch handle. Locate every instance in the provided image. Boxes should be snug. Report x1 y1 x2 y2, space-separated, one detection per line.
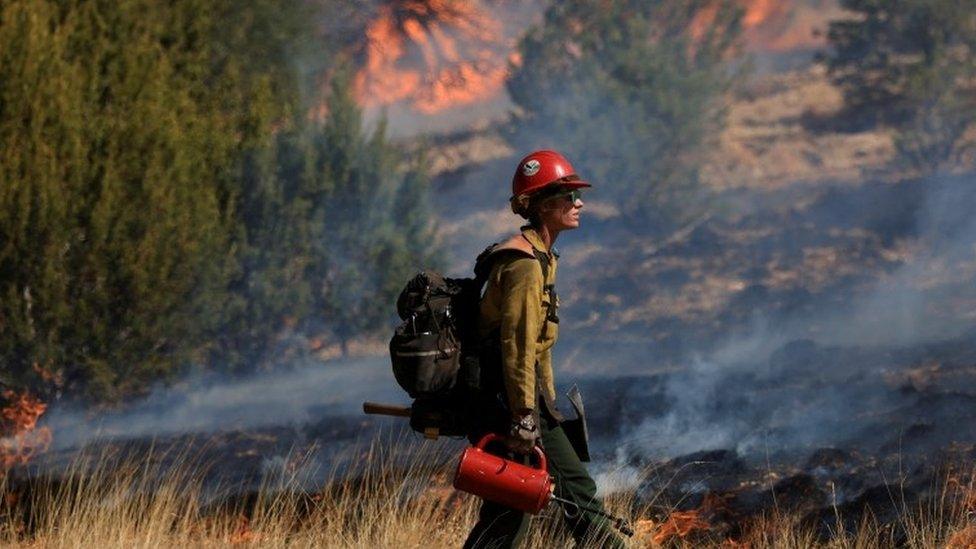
475 434 548 471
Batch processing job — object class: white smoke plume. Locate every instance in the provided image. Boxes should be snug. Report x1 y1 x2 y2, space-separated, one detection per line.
43 356 402 451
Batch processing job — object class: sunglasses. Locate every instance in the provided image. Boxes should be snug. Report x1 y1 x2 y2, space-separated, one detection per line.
547 189 584 204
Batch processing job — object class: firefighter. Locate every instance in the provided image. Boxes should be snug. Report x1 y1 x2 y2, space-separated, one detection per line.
464 150 626 548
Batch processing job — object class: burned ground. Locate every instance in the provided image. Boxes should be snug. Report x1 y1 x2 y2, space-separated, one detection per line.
8 326 976 542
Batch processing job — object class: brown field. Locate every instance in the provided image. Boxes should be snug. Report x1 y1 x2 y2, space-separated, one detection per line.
2 438 976 548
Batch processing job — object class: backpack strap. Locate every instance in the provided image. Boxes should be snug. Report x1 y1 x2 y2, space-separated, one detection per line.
532 250 558 324
532 249 550 282
473 234 534 285
473 234 558 323
494 234 536 257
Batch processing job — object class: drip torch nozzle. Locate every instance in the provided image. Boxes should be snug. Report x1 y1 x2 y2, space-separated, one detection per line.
549 495 634 537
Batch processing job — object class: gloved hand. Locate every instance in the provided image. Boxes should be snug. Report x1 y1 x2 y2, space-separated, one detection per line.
505 413 539 454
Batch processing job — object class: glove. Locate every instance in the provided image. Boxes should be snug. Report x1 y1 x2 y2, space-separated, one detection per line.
504 413 539 454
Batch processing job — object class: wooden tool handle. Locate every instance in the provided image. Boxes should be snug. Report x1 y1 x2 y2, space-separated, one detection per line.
363 401 411 417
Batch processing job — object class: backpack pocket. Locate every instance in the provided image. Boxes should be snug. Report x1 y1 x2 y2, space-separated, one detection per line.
390 328 460 398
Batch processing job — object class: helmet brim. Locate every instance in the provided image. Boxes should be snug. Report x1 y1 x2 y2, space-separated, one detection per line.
557 179 591 190
510 178 592 201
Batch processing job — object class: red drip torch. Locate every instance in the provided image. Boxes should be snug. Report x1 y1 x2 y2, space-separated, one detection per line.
453 434 634 537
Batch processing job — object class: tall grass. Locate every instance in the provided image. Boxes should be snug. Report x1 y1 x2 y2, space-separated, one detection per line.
0 436 974 548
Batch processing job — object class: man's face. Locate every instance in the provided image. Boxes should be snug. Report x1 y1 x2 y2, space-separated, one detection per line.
539 188 584 231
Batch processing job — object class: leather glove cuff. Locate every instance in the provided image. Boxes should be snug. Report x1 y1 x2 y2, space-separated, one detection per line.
510 413 537 434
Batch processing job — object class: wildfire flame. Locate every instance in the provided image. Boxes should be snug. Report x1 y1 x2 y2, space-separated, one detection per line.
0 389 53 470
743 0 783 28
652 492 731 545
353 1 834 116
948 525 976 548
691 0 830 53
354 0 514 114
227 514 262 544
652 508 713 545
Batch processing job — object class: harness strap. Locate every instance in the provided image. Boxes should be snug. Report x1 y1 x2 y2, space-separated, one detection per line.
532 249 559 324
473 235 559 324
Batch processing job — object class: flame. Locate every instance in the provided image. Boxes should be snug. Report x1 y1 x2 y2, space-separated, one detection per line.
32 361 64 389
681 0 839 58
653 509 713 544
227 514 262 544
352 0 830 116
353 0 511 114
742 0 782 28
0 389 53 470
948 525 976 548
691 0 790 46
652 492 730 544
689 3 721 43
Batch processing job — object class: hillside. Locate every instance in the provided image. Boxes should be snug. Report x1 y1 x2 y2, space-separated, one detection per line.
425 64 896 191
424 63 973 373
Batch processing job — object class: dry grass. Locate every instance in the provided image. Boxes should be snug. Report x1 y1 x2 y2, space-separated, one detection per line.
0 438 974 548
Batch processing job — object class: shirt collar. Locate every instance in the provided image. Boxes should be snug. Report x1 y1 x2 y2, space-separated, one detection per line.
520 225 558 258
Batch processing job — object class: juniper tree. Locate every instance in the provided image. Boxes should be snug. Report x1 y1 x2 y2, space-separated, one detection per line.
0 0 315 399
306 73 438 356
0 0 243 400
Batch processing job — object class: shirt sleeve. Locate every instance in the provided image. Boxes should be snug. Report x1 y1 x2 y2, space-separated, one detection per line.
497 256 544 416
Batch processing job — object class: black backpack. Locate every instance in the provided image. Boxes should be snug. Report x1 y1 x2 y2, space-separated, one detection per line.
389 244 552 437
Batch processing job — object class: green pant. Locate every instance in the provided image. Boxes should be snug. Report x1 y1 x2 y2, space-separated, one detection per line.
462 417 626 549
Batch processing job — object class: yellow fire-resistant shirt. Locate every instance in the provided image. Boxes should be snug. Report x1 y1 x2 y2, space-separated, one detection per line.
478 226 559 417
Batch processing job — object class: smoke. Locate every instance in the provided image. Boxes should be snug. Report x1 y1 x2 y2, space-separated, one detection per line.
427 70 976 476
815 179 976 347
612 176 976 463
34 2 975 483
33 175 975 497
43 356 403 451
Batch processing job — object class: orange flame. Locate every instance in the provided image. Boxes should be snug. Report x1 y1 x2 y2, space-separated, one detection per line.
227 514 262 544
653 508 713 544
691 0 786 44
948 524 976 548
0 389 53 470
353 0 831 115
691 0 831 52
743 0 781 28
675 0 836 54
652 492 731 544
353 0 512 114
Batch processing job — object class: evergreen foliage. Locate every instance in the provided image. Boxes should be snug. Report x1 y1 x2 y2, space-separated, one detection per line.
0 1 439 401
826 0 976 173
0 0 244 400
506 0 744 229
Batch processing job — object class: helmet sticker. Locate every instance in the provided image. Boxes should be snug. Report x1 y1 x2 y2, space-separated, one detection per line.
522 159 541 177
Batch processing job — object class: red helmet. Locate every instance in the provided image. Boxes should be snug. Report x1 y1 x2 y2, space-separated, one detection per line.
511 150 590 198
